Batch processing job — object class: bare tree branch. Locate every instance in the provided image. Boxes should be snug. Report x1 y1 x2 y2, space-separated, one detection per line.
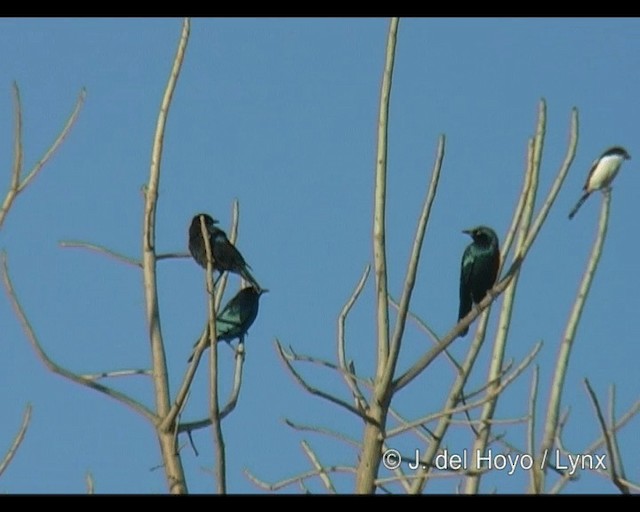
79 368 151 380
1 253 156 422
59 240 141 267
583 379 629 494
276 340 370 421
301 441 337 493
607 386 629 492
284 419 362 449
388 295 461 373
244 466 356 492
85 471 95 494
338 264 371 413
382 135 445 390
142 17 190 495
0 83 86 230
199 213 226 494
388 341 540 438
0 403 32 477
537 187 610 492
527 365 540 493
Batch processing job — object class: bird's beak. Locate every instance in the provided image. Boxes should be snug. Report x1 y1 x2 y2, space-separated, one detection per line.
462 229 473 236
260 288 270 294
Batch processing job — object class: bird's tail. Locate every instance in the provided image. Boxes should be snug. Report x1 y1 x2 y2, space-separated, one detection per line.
568 192 590 220
241 267 263 293
458 298 472 337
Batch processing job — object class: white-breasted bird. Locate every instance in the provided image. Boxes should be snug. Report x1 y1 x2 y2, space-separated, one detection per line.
568 146 631 220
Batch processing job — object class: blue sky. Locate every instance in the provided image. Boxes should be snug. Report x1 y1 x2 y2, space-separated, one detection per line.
1 18 638 494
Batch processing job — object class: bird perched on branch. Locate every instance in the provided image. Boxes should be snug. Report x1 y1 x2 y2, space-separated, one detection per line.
568 146 631 220
188 286 268 362
188 213 262 292
458 226 500 337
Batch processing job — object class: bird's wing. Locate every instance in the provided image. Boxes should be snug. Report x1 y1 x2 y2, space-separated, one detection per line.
583 158 599 191
460 246 474 294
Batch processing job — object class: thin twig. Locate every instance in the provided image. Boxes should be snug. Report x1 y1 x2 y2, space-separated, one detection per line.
0 84 86 230
388 342 541 438
275 340 370 421
200 214 226 494
283 345 373 387
79 368 152 380
85 472 95 494
538 187 610 483
1 253 156 422
388 295 461 372
219 342 246 418
607 386 628 493
337 265 370 413
0 403 32 477
143 17 191 495
527 365 539 493
382 135 445 391
244 466 356 492
300 441 337 493
283 419 362 449
583 379 629 494
59 241 141 267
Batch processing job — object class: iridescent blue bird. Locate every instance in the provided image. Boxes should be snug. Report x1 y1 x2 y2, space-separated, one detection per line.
188 213 262 292
188 286 267 362
458 226 500 337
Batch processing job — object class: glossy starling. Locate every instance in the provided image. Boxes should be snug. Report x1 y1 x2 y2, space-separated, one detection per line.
568 146 631 220
458 226 500 337
188 213 262 292
188 286 268 362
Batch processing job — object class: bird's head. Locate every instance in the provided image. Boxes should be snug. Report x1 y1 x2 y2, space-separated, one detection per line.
463 226 499 247
604 146 631 161
191 213 219 229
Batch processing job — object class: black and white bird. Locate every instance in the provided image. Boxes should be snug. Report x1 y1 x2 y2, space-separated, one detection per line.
568 146 631 220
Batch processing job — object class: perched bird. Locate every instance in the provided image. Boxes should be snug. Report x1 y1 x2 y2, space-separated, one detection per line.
188 287 268 362
568 146 631 220
458 226 500 337
188 213 262 292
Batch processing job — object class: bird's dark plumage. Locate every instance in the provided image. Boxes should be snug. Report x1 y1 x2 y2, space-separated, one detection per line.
458 226 500 337
188 213 262 292
188 287 267 362
568 146 631 220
